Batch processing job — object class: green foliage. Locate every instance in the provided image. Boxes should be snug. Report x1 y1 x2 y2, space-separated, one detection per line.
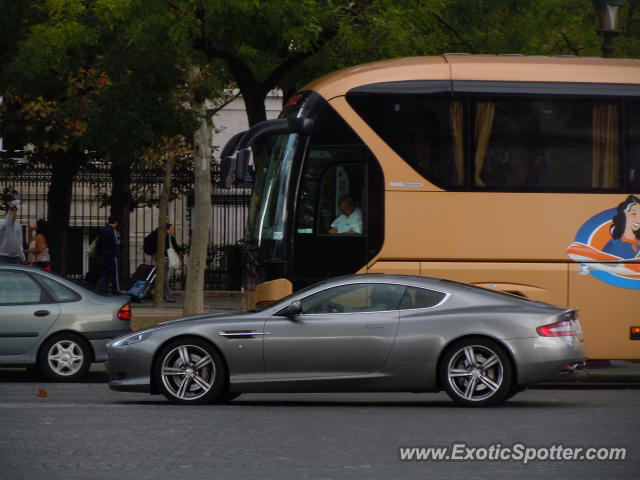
1 0 197 161
2 0 638 161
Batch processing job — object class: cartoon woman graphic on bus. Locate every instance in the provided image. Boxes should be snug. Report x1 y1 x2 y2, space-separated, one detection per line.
567 195 640 289
602 195 640 258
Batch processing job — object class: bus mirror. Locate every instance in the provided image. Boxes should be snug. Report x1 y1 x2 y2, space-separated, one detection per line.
235 149 254 187
220 131 245 159
219 156 236 189
236 118 314 151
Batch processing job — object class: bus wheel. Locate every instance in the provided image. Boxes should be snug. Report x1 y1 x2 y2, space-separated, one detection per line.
440 338 513 407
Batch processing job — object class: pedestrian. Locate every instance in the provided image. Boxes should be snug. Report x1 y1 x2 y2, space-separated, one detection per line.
24 219 51 271
0 199 26 264
96 216 121 295
159 223 183 302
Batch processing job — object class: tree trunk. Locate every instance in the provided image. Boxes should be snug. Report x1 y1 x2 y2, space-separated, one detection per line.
46 149 83 274
184 71 213 315
109 162 132 285
153 154 175 307
240 85 268 127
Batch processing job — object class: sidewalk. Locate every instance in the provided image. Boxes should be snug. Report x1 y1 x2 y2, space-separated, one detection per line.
130 291 243 331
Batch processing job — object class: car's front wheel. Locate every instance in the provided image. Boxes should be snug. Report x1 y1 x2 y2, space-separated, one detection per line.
155 338 226 404
38 333 92 382
440 338 513 407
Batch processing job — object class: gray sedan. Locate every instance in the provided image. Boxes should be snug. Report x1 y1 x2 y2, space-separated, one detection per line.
0 265 132 381
107 274 585 406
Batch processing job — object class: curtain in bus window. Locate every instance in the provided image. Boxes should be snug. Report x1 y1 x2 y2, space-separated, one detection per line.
592 104 619 189
450 101 464 185
473 102 496 186
629 102 640 189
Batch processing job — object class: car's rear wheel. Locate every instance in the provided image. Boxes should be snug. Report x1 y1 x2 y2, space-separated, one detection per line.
440 338 513 407
155 338 226 404
38 333 91 382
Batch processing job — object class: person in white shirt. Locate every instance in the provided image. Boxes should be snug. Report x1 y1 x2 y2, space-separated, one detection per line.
24 219 51 271
0 200 26 264
329 194 363 234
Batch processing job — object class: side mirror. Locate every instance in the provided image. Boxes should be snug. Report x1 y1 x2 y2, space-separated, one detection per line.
235 149 254 187
219 156 236 189
276 301 302 319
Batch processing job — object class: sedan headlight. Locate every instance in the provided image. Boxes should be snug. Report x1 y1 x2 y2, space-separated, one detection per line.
111 330 153 347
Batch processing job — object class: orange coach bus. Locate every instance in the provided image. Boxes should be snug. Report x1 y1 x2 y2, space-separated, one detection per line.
224 55 640 360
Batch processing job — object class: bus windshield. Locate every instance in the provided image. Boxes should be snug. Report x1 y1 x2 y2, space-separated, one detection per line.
247 109 305 259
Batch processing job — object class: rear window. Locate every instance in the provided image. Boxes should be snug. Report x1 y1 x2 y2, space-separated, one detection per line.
38 276 81 302
399 287 446 310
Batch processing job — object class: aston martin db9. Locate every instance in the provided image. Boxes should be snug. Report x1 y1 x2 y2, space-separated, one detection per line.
107 274 585 406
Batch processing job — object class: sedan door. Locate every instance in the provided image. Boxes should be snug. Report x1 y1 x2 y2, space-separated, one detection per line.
0 270 60 356
264 283 405 378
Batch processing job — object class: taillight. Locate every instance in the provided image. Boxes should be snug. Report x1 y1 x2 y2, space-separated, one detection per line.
537 320 577 337
117 303 132 321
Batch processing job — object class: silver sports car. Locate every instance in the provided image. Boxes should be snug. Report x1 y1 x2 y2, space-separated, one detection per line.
107 274 585 406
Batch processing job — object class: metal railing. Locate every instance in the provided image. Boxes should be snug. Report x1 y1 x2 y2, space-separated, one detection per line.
0 158 250 291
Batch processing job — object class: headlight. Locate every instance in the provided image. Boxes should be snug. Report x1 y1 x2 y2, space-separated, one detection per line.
111 331 153 347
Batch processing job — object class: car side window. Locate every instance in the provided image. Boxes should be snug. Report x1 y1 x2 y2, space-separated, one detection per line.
300 283 406 314
399 287 447 310
37 276 80 302
0 271 45 304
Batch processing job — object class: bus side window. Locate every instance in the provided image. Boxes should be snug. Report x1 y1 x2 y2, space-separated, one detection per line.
296 148 366 235
318 163 365 234
628 101 640 190
475 98 622 191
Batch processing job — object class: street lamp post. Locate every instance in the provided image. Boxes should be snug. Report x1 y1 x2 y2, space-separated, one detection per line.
592 0 626 58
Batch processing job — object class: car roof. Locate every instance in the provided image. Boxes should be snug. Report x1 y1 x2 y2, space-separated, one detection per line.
327 273 445 288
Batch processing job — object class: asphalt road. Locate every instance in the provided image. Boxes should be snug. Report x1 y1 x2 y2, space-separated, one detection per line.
0 370 638 480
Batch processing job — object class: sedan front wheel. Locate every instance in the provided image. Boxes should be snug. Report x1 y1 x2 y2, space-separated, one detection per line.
440 338 513 407
155 338 226 404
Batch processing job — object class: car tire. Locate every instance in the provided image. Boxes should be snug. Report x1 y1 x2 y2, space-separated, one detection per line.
37 333 92 382
214 391 242 403
440 337 513 407
155 338 226 404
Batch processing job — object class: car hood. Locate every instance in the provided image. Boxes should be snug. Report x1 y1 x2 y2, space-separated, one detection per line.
157 311 254 327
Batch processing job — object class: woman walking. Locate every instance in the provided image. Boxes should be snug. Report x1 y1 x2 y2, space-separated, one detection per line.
25 219 51 271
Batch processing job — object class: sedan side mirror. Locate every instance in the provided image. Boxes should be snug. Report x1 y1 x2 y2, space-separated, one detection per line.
276 301 302 319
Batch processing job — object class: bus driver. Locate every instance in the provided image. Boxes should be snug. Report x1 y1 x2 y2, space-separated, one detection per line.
329 194 363 234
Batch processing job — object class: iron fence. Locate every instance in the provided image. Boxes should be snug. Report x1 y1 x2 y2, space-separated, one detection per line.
0 158 250 291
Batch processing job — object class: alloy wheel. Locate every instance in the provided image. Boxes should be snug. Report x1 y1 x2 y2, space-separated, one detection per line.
160 344 217 402
444 341 511 405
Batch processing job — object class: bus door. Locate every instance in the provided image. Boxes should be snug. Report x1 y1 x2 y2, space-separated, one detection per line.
292 146 383 289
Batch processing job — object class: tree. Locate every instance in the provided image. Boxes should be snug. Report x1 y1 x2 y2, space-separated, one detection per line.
1 0 194 275
181 0 380 127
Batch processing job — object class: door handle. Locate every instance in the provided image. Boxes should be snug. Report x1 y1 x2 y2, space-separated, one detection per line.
34 310 50 317
366 323 384 329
